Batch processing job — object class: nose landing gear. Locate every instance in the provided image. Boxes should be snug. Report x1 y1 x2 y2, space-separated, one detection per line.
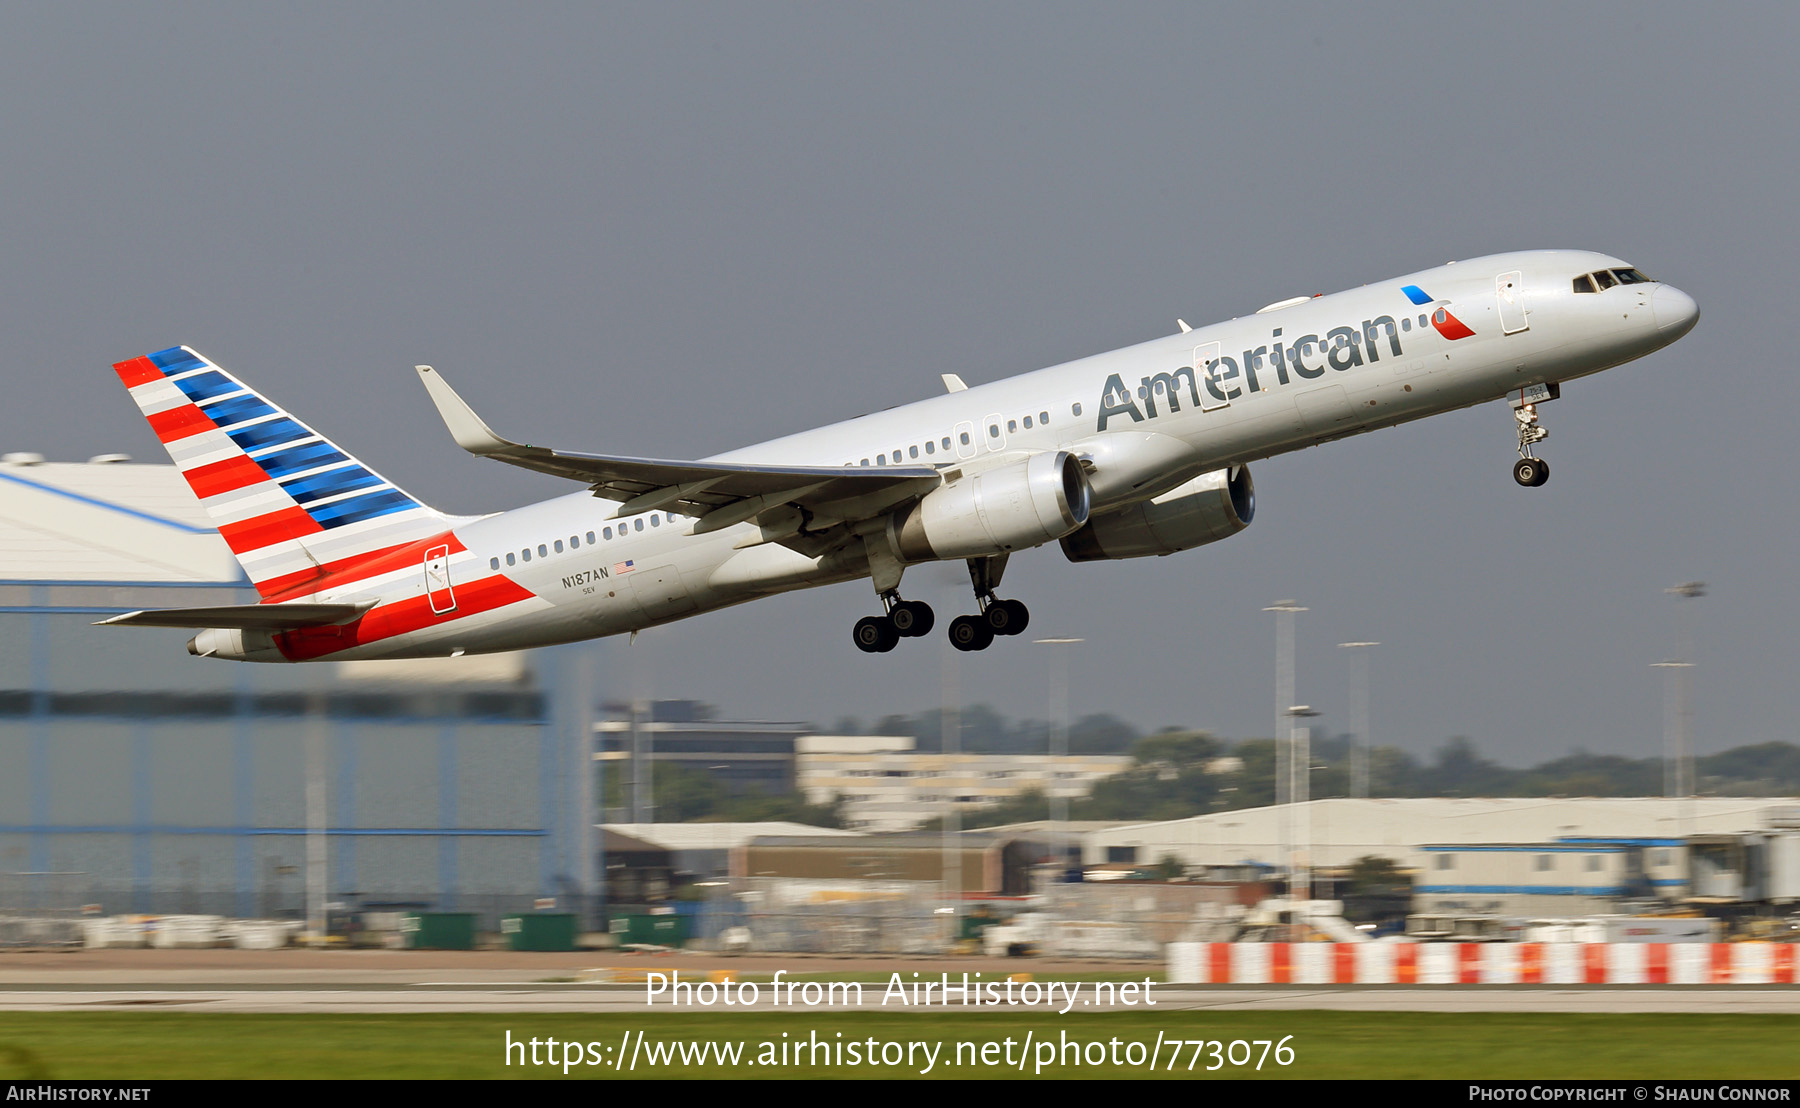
1510 383 1558 487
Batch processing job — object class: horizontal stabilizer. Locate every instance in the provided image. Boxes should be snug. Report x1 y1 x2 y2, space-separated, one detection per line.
95 602 374 631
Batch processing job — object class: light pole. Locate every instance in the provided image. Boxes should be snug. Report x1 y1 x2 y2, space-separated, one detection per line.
1034 637 1084 886
1656 582 1705 837
1337 642 1380 799
1287 705 1321 903
1264 602 1308 882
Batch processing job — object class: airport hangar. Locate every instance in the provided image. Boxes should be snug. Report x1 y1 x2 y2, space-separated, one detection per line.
0 456 600 923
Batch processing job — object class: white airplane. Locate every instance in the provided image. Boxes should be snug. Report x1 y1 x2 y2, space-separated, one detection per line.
100 249 1697 660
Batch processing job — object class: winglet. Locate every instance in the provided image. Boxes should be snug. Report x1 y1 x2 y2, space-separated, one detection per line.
414 365 522 455
941 373 968 393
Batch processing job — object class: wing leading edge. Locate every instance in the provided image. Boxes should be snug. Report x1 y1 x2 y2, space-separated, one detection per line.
413 365 940 533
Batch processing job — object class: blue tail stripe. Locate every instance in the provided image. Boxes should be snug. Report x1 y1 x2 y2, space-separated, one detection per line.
281 466 384 505
226 418 310 452
1402 285 1433 305
175 371 240 403
310 488 417 528
149 347 206 374
200 393 278 428
256 442 349 480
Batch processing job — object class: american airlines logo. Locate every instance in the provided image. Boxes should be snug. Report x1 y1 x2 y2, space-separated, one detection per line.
1094 286 1476 431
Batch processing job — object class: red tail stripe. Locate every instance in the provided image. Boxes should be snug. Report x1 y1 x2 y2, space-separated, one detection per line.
183 455 271 500
218 506 323 555
257 531 467 602
147 403 214 444
274 574 535 661
112 356 163 388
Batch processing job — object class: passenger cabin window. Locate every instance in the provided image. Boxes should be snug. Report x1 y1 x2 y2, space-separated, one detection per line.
1401 316 1412 329
554 539 564 553
634 518 644 532
1040 410 1049 424
490 557 499 570
506 553 516 566
1573 274 1597 294
1022 415 1032 429
940 437 951 450
909 445 919 459
538 544 548 557
586 531 596 544
959 431 971 446
924 440 935 454
988 424 999 438
876 455 886 465
1007 419 1017 433
522 549 531 562
650 515 659 527
1071 402 1082 417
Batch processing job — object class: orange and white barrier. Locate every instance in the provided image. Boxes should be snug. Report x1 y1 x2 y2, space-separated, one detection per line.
1165 942 1799 985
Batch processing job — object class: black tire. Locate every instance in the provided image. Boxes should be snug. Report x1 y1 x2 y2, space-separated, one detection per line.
949 614 994 652
1530 458 1549 487
891 600 935 638
853 615 897 653
988 598 1029 636
1513 458 1541 487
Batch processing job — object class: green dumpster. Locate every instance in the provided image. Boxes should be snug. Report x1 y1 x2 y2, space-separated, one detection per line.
608 914 691 948
503 913 578 952
402 912 478 950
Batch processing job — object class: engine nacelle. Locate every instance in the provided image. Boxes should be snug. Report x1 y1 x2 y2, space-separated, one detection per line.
894 450 1091 561
1059 465 1254 562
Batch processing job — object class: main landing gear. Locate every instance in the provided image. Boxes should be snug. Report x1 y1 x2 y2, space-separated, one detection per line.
1510 383 1558 488
852 593 936 654
848 554 1030 654
948 555 1029 653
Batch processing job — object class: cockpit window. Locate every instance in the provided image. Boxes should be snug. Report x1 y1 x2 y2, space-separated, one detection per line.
1573 274 1597 294
1592 269 1617 290
1613 268 1651 284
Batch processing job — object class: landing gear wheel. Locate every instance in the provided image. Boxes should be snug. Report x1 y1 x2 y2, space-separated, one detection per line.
890 600 935 638
984 598 1030 636
949 614 995 652
1513 457 1547 488
853 615 899 653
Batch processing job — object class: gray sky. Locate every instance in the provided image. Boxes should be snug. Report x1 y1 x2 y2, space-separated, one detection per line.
7 3 1794 763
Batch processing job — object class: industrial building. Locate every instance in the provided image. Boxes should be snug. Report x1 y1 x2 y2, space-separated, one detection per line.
0 458 599 927
795 734 1133 831
1086 796 1800 901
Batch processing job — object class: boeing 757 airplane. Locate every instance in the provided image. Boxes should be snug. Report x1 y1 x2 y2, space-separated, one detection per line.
100 250 1697 659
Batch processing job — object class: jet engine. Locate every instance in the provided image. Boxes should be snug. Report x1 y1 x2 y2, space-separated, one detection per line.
893 450 1091 561
1059 465 1253 561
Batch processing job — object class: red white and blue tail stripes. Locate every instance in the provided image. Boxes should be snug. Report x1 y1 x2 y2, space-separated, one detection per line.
112 346 454 600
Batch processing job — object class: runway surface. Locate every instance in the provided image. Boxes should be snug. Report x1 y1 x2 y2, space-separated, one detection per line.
6 951 1800 1013
6 984 1800 1014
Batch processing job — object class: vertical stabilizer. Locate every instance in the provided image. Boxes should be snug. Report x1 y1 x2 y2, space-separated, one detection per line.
111 346 455 599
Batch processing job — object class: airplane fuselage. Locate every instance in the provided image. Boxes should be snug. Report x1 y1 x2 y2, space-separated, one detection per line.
162 249 1699 661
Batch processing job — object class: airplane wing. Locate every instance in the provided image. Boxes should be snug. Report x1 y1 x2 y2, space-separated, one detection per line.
95 602 374 631
415 366 941 535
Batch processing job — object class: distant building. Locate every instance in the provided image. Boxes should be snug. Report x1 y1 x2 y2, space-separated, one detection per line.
796 735 1131 831
0 459 599 925
1086 797 1800 901
595 700 811 817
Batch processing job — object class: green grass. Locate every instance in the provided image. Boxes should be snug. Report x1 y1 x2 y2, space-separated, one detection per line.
5 1011 1800 1079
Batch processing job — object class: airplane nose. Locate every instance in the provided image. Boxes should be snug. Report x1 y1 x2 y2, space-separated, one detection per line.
1652 284 1699 336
